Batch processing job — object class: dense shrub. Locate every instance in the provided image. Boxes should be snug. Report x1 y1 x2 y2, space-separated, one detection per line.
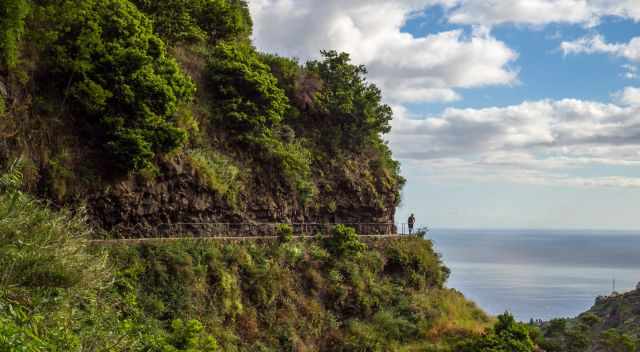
600 329 637 352
158 319 219 352
187 148 241 203
384 238 450 289
323 225 366 257
0 0 29 70
207 42 288 140
276 223 294 243
0 162 107 293
207 42 315 201
579 312 602 327
305 50 393 151
457 313 535 352
132 0 252 44
40 0 195 172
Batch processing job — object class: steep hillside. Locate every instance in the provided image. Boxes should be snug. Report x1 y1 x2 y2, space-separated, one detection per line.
0 172 499 351
0 0 403 235
538 289 640 352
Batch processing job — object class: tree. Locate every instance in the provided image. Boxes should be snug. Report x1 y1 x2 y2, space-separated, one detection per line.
458 313 535 352
305 50 393 150
131 0 252 44
323 225 367 257
42 0 195 172
0 0 29 70
207 42 288 142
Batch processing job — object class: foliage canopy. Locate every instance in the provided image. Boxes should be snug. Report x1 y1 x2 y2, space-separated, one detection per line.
0 0 29 70
306 50 393 150
42 0 195 172
132 0 252 44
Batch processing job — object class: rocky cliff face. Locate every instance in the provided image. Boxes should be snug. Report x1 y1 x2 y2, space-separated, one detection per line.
586 289 640 336
87 156 398 236
0 0 403 238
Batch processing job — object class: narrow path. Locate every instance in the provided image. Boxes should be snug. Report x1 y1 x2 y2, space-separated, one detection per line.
89 234 404 245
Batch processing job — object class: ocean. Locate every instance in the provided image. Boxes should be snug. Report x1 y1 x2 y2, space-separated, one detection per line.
427 228 640 321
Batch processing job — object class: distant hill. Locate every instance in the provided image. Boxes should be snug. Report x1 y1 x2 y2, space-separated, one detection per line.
539 288 640 351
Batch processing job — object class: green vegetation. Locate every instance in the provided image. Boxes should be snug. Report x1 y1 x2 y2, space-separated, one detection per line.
457 313 535 352
0 0 403 219
323 224 367 257
305 51 393 151
0 0 416 348
207 42 288 138
38 0 195 172
132 0 252 44
538 290 640 352
0 0 29 69
187 148 241 201
0 168 494 350
276 223 293 243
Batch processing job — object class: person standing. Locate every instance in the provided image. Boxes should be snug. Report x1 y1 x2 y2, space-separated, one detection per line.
408 213 416 235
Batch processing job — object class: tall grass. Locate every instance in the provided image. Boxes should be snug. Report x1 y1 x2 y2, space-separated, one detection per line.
0 161 108 296
187 148 242 204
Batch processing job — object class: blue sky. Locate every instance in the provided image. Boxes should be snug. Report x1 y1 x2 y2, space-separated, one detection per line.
248 1 640 230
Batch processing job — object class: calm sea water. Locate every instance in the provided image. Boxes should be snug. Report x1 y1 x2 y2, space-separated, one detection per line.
427 229 640 321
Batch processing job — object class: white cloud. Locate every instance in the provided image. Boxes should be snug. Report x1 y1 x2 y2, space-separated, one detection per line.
447 0 595 27
247 0 640 189
248 0 518 103
561 35 640 62
613 86 640 106
389 98 640 188
622 64 638 79
445 0 640 27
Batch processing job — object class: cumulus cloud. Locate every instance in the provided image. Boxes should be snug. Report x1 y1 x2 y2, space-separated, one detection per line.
388 99 640 188
561 35 640 62
247 0 640 189
248 0 518 103
445 0 640 27
613 86 640 106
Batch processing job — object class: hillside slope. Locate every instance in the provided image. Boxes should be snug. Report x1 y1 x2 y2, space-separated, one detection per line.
539 289 640 352
0 173 495 351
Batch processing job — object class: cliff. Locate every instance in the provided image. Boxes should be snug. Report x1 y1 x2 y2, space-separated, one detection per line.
0 178 493 351
0 0 403 235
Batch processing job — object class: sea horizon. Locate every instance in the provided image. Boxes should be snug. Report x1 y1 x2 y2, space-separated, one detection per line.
426 228 640 321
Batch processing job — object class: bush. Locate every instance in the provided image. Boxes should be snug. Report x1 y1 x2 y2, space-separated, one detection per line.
40 0 195 172
187 148 241 202
159 319 219 352
260 137 316 204
384 238 450 289
0 163 128 350
323 225 366 257
276 224 294 243
207 42 288 140
207 42 315 202
0 162 108 293
600 329 637 352
0 0 29 69
457 313 535 352
305 50 393 151
132 0 252 44
579 312 601 327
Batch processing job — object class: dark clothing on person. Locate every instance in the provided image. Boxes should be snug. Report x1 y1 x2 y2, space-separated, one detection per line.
408 215 416 235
